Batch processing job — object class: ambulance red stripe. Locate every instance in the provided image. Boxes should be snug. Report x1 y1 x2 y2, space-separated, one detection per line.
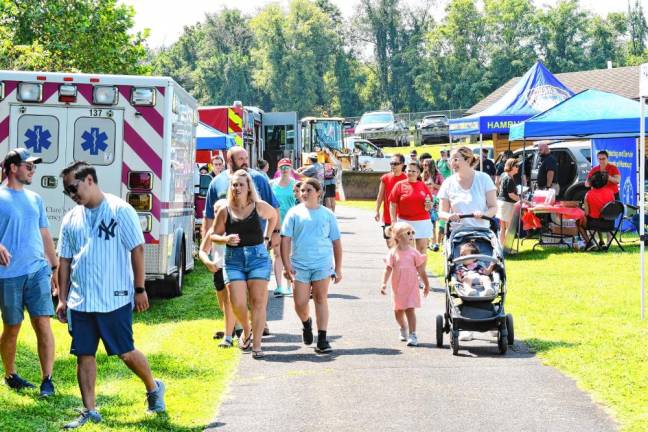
123 122 163 178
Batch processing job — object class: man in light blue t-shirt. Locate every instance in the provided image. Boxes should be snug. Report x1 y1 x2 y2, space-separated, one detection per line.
0 148 59 397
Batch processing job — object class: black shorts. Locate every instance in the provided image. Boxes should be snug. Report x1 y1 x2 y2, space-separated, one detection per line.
324 183 336 198
69 303 134 356
213 269 225 292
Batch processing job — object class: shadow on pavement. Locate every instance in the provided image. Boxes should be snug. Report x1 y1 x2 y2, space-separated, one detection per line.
259 347 403 363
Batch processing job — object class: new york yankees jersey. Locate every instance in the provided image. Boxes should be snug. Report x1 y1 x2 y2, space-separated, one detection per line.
58 193 145 313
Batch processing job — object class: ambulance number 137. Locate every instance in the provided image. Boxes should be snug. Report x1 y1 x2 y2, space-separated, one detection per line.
89 109 103 117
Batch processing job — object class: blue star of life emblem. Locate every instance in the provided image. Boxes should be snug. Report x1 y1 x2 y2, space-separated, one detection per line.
81 128 108 155
24 125 52 153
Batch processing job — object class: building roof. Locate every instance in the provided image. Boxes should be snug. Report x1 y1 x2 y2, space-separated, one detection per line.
467 65 639 114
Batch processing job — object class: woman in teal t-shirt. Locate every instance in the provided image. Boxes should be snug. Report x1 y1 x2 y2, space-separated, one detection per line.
271 158 298 297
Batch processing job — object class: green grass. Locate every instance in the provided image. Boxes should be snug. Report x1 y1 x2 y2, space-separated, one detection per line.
338 199 376 211
426 239 648 432
0 266 238 431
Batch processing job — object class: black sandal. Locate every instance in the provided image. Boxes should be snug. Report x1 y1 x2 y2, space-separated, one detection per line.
239 334 252 351
252 349 265 359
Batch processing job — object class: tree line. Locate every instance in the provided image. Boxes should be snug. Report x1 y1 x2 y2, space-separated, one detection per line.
1 0 648 117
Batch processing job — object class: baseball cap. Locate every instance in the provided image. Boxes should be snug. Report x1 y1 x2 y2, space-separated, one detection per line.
277 158 292 168
3 148 42 172
309 154 318 161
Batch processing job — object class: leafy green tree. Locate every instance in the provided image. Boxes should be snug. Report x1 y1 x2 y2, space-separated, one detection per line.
0 0 149 74
586 14 626 69
536 0 591 72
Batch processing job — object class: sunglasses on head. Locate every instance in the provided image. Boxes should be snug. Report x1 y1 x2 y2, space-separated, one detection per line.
63 179 82 196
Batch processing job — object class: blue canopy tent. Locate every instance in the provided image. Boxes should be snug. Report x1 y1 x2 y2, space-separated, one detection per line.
196 122 236 150
449 61 573 169
509 88 647 319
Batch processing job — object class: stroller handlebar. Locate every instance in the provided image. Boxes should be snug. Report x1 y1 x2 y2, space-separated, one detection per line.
457 214 496 223
452 254 499 265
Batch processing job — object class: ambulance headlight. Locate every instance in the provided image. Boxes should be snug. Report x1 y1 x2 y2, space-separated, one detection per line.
93 86 118 105
138 213 152 233
17 83 43 102
131 87 156 106
127 193 152 211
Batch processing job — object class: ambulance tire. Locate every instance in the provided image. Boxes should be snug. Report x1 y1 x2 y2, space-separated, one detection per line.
155 240 186 298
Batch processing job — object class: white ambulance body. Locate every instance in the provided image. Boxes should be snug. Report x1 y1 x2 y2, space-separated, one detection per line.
0 70 196 297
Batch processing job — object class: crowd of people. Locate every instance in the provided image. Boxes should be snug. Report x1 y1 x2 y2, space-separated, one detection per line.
0 140 625 427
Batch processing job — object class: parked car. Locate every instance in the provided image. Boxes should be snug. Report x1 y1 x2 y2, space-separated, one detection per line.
355 110 409 147
417 114 449 144
511 141 591 201
343 136 392 172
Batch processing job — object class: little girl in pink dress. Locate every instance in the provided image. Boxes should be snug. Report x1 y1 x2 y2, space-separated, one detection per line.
380 222 429 346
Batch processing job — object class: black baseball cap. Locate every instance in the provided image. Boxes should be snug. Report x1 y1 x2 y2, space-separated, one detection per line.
3 148 42 172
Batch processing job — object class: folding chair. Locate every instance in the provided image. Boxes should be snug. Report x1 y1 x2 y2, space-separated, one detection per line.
585 201 625 252
619 204 640 243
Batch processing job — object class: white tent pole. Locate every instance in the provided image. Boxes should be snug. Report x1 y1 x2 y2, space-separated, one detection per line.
641 96 646 320
479 134 483 171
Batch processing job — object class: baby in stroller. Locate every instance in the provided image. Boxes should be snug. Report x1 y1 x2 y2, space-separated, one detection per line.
455 241 496 297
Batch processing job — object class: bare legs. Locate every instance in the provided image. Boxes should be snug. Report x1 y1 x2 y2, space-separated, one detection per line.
1 317 54 380
77 349 156 411
215 288 235 338
247 280 269 352
293 278 330 332
414 238 428 255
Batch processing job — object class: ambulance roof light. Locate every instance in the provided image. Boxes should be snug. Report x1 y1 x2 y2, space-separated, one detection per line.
93 86 118 105
131 87 155 106
59 84 77 103
17 83 43 103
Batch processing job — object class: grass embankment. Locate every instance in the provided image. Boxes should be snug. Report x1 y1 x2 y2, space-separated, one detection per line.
382 140 494 160
339 200 647 431
0 266 237 432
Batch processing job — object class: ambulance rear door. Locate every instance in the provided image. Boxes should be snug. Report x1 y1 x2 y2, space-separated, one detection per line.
10 105 68 232
68 107 124 203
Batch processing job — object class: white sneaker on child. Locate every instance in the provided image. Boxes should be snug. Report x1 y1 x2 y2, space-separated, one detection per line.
406 333 418 347
483 287 496 296
399 327 408 342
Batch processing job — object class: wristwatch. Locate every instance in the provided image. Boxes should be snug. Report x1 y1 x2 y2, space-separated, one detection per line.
135 287 146 294
272 229 280 234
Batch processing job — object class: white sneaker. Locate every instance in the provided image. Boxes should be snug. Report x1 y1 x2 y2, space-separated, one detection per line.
459 331 474 341
483 287 496 296
399 327 408 342
406 333 418 346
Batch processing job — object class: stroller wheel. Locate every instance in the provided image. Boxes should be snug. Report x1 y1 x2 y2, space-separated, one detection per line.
498 333 508 354
451 333 459 355
435 315 444 348
506 314 515 346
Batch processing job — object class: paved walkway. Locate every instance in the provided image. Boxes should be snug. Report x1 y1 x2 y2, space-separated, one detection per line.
207 206 616 432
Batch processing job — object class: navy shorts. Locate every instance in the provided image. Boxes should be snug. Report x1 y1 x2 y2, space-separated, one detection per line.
223 244 272 284
213 268 226 292
0 265 54 325
68 303 134 356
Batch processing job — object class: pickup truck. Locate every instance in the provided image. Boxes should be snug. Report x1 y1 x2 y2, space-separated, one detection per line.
344 136 392 172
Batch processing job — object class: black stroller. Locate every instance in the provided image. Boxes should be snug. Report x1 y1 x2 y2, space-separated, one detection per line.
436 215 514 355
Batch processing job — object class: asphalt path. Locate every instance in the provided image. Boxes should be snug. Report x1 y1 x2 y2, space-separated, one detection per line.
206 205 616 432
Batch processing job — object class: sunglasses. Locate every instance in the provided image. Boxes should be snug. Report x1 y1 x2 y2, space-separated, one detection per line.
389 162 402 166
63 179 82 196
406 230 415 235
20 162 35 172
280 166 291 170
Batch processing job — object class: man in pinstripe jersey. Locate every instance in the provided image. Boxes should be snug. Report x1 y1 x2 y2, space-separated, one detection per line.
56 162 165 428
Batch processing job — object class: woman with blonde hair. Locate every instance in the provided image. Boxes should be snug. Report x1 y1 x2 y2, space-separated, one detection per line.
496 158 521 246
211 170 278 359
438 146 497 231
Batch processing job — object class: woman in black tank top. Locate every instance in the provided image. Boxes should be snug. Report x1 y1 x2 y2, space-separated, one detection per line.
211 170 278 359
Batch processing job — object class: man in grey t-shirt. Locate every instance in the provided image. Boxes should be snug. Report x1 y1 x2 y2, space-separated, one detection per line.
298 155 325 185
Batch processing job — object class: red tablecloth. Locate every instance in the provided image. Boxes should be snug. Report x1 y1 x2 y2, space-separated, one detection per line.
520 202 585 230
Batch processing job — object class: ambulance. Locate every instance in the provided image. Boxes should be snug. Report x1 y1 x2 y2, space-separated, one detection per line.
0 70 197 297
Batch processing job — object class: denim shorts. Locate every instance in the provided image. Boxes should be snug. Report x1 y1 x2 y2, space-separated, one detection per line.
294 266 334 284
0 265 54 325
223 244 272 284
69 303 134 356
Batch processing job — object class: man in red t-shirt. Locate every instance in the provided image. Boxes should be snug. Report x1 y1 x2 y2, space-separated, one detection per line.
375 153 406 244
585 150 620 199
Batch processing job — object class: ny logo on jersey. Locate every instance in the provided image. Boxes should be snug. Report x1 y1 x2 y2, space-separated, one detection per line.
98 218 117 240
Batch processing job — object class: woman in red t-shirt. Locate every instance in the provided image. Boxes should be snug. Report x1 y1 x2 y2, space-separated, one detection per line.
389 162 433 254
577 171 615 247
